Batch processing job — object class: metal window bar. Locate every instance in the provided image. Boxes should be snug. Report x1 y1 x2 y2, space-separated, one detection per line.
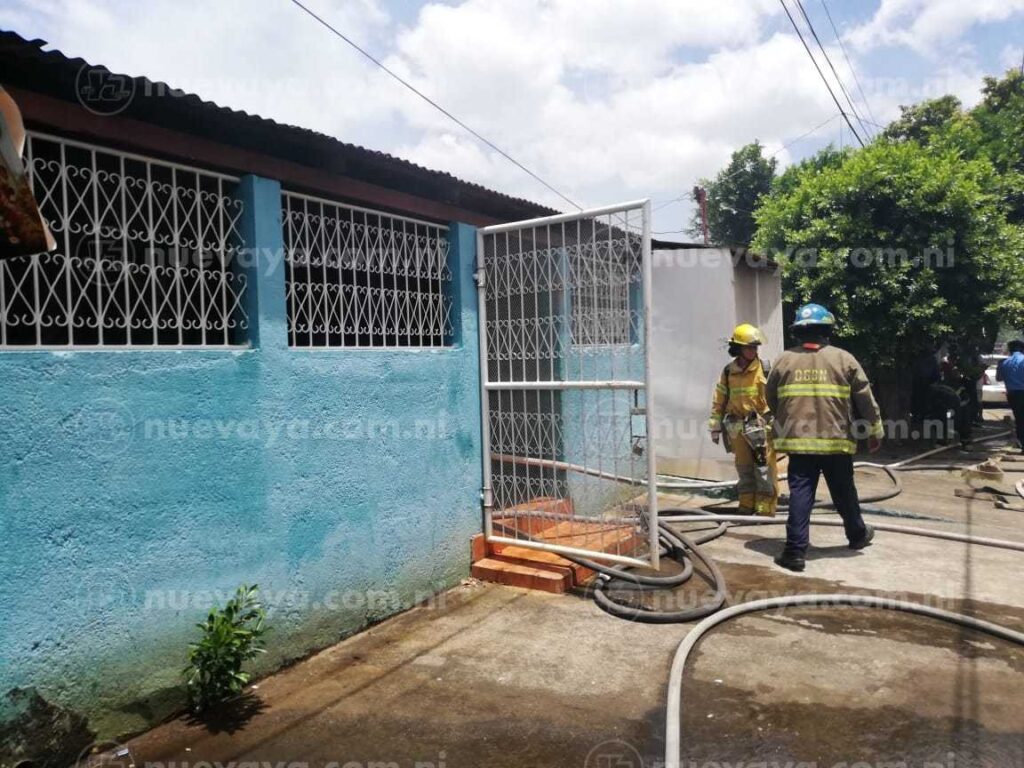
3 132 248 349
477 200 657 569
281 190 453 349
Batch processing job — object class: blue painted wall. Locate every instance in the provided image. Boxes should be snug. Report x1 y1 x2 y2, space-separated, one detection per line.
0 175 483 739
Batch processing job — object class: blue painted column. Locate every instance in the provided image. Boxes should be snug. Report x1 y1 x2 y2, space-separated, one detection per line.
447 221 485 542
236 175 288 350
446 222 478 351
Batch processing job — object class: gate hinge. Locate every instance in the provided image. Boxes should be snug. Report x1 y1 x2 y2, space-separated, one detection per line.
474 268 486 287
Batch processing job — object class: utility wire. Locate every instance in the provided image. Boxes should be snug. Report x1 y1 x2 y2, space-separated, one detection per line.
654 113 842 236
719 112 841 184
655 112 839 211
793 0 872 141
861 118 890 131
818 0 880 130
287 0 583 211
778 0 865 147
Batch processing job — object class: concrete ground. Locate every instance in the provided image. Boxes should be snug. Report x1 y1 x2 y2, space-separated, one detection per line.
127 414 1024 768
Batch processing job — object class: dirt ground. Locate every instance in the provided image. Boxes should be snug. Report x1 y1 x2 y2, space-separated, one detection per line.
126 413 1024 768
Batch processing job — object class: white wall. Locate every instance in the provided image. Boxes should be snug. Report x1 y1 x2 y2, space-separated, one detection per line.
649 247 783 480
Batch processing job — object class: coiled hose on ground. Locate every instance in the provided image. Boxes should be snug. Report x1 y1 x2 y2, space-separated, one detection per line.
576 430 1013 623
496 428 1024 763
545 428 1024 767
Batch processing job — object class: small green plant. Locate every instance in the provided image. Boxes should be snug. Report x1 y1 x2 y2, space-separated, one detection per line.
184 584 267 713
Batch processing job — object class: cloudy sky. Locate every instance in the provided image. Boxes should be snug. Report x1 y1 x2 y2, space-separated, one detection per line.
3 0 1024 236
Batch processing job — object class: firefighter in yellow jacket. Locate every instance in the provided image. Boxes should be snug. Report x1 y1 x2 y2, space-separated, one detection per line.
708 324 778 516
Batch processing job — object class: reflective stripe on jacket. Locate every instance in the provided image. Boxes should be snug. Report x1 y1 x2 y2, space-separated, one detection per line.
708 357 771 431
765 344 882 454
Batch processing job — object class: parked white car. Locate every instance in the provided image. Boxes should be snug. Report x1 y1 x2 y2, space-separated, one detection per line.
981 354 1007 405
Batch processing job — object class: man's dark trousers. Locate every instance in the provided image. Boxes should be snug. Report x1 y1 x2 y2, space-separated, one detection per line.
1008 390 1024 447
785 453 868 553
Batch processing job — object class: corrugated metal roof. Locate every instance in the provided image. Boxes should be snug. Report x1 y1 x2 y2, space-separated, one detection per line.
0 29 559 222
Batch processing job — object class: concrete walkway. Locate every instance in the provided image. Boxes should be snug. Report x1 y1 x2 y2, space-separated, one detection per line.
129 422 1024 768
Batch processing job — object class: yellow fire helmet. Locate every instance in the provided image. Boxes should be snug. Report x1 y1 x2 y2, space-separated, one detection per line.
729 323 764 346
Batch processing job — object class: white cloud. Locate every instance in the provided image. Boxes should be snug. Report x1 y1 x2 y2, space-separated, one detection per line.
1001 44 1024 72
2 0 403 145
1 0 1019 234
848 0 1024 56
387 4 839 211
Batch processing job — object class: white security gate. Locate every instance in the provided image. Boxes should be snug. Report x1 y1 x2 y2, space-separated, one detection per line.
477 201 658 568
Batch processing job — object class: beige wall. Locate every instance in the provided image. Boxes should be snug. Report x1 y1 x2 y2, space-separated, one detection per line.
650 248 782 480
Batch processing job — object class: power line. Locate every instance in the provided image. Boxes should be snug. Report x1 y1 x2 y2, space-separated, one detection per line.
720 113 842 184
653 113 841 237
778 0 865 147
653 113 842 213
793 0 873 140
818 0 880 130
286 0 583 211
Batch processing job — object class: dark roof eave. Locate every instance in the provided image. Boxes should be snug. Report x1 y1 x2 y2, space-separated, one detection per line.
0 29 558 224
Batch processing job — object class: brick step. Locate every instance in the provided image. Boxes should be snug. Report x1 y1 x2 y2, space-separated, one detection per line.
489 544 595 586
470 498 645 593
530 520 644 558
470 557 571 594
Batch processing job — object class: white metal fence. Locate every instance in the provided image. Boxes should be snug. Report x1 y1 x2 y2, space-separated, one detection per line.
281 192 452 348
7 132 248 348
478 201 658 568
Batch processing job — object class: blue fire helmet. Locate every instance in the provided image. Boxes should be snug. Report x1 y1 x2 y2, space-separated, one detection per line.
792 303 836 328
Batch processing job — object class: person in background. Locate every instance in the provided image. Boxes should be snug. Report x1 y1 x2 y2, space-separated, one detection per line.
926 379 970 449
911 343 941 423
766 303 882 572
997 339 1024 452
708 324 778 517
959 344 986 427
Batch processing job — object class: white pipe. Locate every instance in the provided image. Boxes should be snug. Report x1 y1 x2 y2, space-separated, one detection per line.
886 442 957 468
664 594 1024 768
492 452 640 484
476 227 494 540
478 199 651 234
485 380 645 390
486 534 649 567
669 429 1015 490
659 513 1024 552
641 198 660 569
657 478 740 490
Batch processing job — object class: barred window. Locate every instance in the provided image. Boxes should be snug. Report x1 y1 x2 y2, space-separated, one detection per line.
570 273 633 346
568 219 641 346
3 132 248 348
282 191 452 348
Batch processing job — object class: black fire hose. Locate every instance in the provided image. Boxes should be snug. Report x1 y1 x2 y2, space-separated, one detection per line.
574 462 904 624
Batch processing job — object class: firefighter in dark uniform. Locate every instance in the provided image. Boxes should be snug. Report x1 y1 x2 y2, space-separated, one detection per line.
766 304 883 572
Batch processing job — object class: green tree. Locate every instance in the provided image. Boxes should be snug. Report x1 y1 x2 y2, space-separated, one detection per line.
970 70 1024 223
753 141 1024 415
772 145 850 198
690 141 777 246
879 73 1024 224
882 95 963 144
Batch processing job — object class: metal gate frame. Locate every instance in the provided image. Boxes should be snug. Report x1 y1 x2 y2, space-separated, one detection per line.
476 200 659 568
